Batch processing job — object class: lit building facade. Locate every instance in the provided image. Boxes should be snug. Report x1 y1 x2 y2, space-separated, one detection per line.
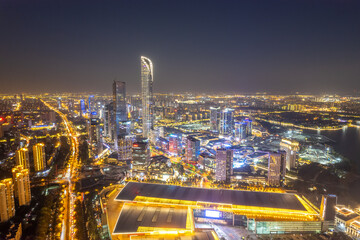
89 118 101 146
141 56 154 139
234 121 247 141
33 143 46 172
320 194 337 221
219 108 234 136
15 148 30 170
168 134 179 155
335 205 360 239
88 95 97 117
267 151 286 186
113 81 129 138
0 178 15 222
118 136 132 161
12 166 31 206
110 182 322 238
280 138 300 170
132 138 150 175
215 148 233 182
244 118 252 136
210 107 221 132
103 102 113 139
185 136 200 163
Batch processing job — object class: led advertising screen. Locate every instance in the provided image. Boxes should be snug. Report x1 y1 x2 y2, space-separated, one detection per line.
205 210 221 219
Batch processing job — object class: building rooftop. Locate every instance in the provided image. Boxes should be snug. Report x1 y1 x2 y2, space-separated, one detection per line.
113 203 188 234
116 182 307 211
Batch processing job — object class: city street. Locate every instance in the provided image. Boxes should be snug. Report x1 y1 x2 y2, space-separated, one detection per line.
42 99 79 240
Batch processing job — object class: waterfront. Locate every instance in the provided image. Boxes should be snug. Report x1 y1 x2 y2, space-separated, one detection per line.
261 121 360 173
313 126 360 174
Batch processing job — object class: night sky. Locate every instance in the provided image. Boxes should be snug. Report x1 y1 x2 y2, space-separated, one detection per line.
1 0 360 95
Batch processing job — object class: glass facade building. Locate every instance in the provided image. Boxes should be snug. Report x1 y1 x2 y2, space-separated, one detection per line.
210 106 220 132
141 56 154 139
219 108 234 136
113 81 128 138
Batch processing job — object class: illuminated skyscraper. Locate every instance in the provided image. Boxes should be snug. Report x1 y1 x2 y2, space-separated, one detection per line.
0 178 15 222
280 138 300 170
320 194 337 221
89 118 100 146
104 103 113 139
141 56 154 139
118 136 132 161
80 99 86 117
15 148 30 170
33 143 46 172
215 148 233 182
132 138 150 175
12 166 31 206
113 81 129 138
210 107 221 132
267 151 286 186
244 118 252 136
12 165 21 198
219 108 234 136
234 121 247 141
168 134 179 155
185 136 200 163
88 95 97 118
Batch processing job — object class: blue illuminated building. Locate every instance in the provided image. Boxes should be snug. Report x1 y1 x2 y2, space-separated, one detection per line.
219 108 234 136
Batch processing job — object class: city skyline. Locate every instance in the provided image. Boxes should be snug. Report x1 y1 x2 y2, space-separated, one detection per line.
1 1 360 239
1 0 360 95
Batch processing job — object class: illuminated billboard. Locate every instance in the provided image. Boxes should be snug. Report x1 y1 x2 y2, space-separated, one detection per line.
205 210 221 218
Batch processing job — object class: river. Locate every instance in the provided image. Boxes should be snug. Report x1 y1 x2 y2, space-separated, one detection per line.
260 121 360 173
308 126 360 173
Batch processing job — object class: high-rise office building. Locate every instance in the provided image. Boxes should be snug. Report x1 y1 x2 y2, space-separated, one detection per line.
267 151 286 186
88 95 97 118
185 136 200 163
244 118 252 136
168 134 179 155
113 81 129 138
33 143 46 172
104 103 113 139
234 121 247 141
320 194 337 221
80 99 86 117
210 107 221 132
89 118 101 146
280 138 300 170
141 56 154 139
132 138 150 175
12 165 21 198
118 137 133 161
57 98 61 110
215 148 233 182
0 178 15 222
219 108 234 136
15 148 30 170
12 166 31 206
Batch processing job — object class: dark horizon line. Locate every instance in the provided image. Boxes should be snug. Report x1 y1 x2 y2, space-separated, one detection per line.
0 90 358 97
